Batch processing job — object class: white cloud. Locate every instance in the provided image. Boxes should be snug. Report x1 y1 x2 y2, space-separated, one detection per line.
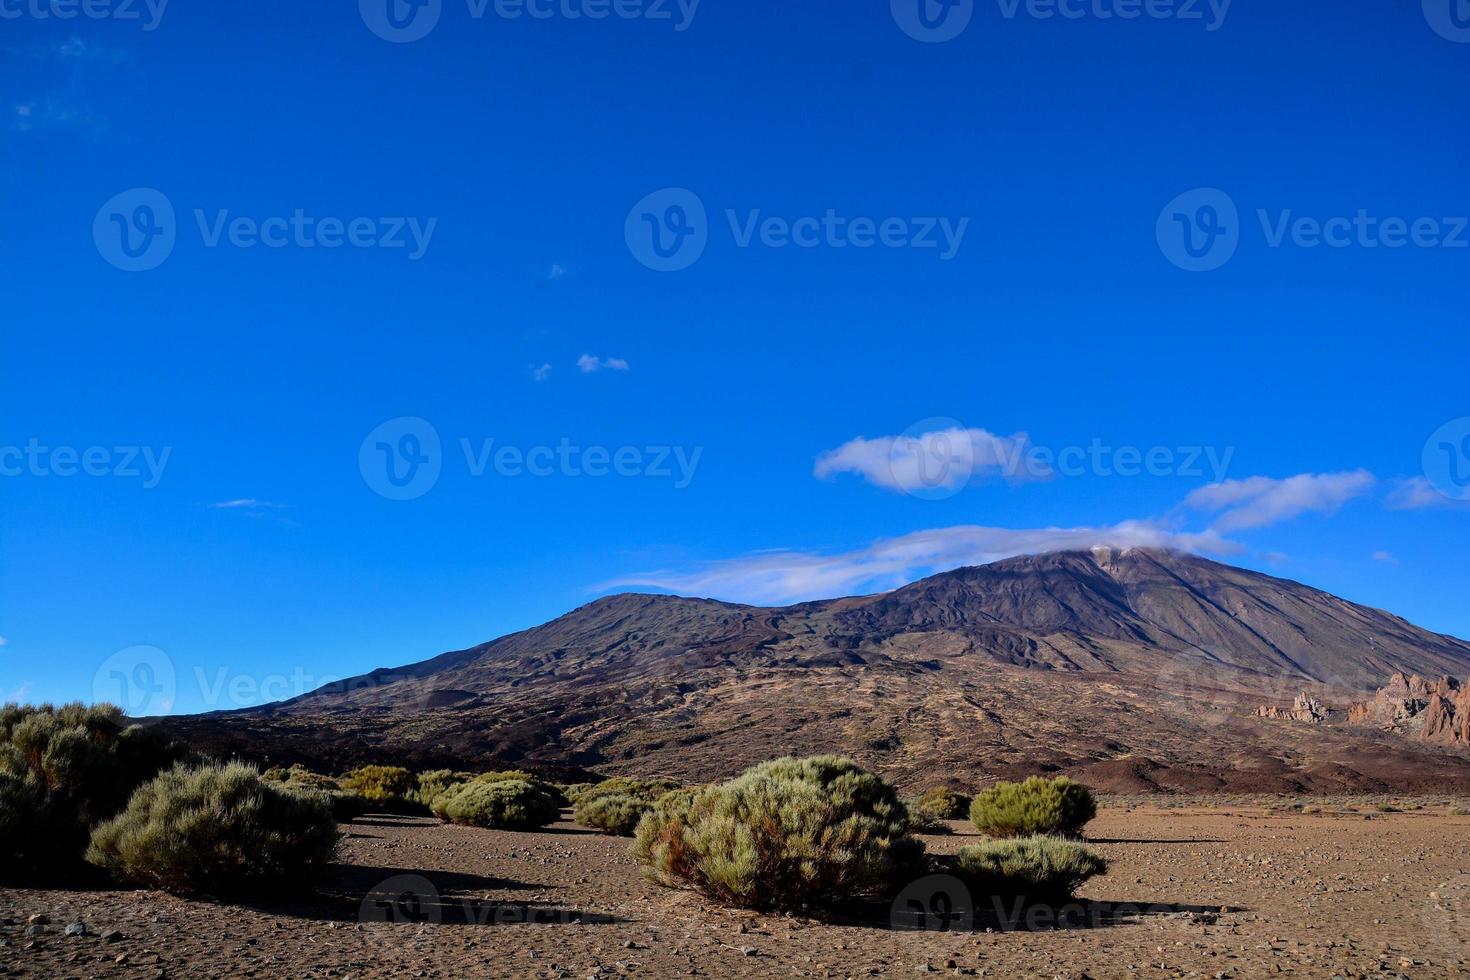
210 499 287 510
1385 476 1468 510
1183 470 1375 532
1262 551 1289 566
577 354 630 373
531 363 553 382
0 635 7 647
1372 550 1398 564
606 468 1391 606
547 263 566 281
814 427 1046 494
605 521 1231 606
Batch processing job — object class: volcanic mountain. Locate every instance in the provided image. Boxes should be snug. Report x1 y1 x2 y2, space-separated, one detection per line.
159 548 1470 793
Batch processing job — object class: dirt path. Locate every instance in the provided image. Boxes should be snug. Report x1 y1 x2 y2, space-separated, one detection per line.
3 803 1468 978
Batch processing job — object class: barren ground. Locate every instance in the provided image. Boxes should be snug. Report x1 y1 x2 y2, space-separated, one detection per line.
4 801 1469 979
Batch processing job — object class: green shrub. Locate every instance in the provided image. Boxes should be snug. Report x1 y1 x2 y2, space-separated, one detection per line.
969 777 1096 839
905 786 972 833
434 777 560 830
954 836 1108 902
262 765 366 820
1450 805 1469 817
339 765 417 808
914 786 972 821
573 776 681 806
0 703 183 876
86 761 340 896
415 769 475 808
632 755 923 912
574 792 651 835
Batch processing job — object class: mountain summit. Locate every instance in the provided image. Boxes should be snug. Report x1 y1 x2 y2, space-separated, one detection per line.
161 550 1470 793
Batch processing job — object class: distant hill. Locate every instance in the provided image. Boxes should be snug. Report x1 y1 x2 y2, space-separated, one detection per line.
156 548 1470 793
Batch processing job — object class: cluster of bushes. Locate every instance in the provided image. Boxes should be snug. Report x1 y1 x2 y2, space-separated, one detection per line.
572 777 683 836
0 703 184 876
2 703 340 898
627 761 1109 916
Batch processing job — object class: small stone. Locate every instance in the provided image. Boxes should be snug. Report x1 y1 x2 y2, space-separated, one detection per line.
65 922 89 937
26 915 48 926
739 946 758 957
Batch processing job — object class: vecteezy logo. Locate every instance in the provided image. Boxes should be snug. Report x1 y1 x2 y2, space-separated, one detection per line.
891 0 974 42
360 0 442 42
1423 0 1470 42
1156 188 1239 272
93 189 176 272
1423 417 1470 502
359 417 442 500
92 645 177 716
360 874 444 925
625 188 708 272
890 874 975 931
886 416 976 500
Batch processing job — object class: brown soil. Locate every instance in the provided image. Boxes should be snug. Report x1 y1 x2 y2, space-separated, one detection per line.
4 802 1469 978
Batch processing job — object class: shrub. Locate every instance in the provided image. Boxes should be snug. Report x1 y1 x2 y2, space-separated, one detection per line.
970 776 1096 839
574 776 681 806
914 786 972 821
1450 805 1469 817
339 765 417 808
434 777 560 830
415 769 475 808
633 755 923 912
575 792 651 836
905 786 973 833
263 765 366 820
954 836 1108 902
86 761 340 896
0 703 183 876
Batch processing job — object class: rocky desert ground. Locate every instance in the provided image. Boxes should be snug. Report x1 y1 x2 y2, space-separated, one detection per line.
4 799 1469 979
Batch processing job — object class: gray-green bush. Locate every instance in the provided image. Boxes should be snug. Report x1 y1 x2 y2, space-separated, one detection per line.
954 836 1108 901
574 792 651 836
632 755 923 912
87 761 340 896
0 702 183 876
433 777 561 830
969 776 1096 839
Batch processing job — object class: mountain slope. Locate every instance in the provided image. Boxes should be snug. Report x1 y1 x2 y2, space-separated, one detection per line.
157 549 1470 793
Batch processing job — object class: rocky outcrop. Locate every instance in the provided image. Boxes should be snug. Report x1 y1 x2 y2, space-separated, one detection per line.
1348 672 1470 746
1256 693 1330 723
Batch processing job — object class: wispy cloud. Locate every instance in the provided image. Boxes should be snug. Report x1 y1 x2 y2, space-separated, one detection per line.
0 635 7 647
814 427 1045 494
577 354 629 373
546 263 566 281
531 363 553 382
210 499 288 510
606 469 1382 605
1182 470 1375 532
606 521 1231 606
1372 550 1398 564
12 37 136 139
1385 476 1469 511
3 682 32 703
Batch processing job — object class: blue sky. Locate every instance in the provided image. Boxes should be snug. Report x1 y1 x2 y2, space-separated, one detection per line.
1 0 1467 714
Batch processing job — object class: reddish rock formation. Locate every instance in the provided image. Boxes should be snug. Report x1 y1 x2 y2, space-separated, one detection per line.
1348 672 1470 747
1256 692 1330 723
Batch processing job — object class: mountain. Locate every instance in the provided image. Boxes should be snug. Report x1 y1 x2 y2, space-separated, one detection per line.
156 548 1470 793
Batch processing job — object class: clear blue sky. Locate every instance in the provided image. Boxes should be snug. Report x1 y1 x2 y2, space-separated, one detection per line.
2 0 1467 714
